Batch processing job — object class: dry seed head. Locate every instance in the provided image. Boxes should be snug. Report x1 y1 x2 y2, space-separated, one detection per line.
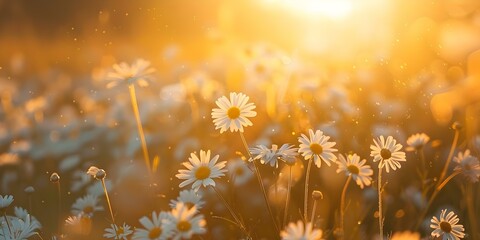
50 172 60 183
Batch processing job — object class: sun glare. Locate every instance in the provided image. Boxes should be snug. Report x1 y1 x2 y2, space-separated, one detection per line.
270 0 353 19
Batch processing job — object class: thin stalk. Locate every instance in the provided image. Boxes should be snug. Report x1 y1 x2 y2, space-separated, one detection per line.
304 159 313 221
35 232 44 240
414 129 459 230
283 166 293 228
57 182 62 235
101 179 116 227
310 199 318 225
239 132 279 234
340 175 352 237
211 186 249 237
2 213 12 237
438 130 459 185
416 148 428 197
466 183 479 240
128 84 151 173
378 168 384 240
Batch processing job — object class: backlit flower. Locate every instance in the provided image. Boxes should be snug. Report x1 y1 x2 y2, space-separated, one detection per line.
250 144 298 168
169 189 205 210
453 149 480 183
104 223 133 240
211 92 257 133
71 194 104 217
176 150 227 192
298 129 338 168
406 133 430 150
430 209 465 240
227 158 253 186
370 136 406 173
280 220 323 240
106 59 155 88
132 211 172 240
166 203 206 240
336 153 374 189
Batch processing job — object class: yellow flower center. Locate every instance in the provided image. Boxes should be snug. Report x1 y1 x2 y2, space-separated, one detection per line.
380 149 392 159
227 107 241 119
148 227 162 239
440 221 452 233
116 227 124 235
310 143 323 155
177 220 192 232
83 206 94 214
185 202 195 209
347 165 360 175
195 166 211 180
235 167 244 176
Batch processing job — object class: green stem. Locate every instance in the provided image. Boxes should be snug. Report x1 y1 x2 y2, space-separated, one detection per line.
239 132 279 235
304 159 313 221
340 175 352 237
129 84 151 173
438 130 459 185
2 213 12 237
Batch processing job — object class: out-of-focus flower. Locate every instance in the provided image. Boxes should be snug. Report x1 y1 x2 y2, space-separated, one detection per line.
227 158 253 186
280 220 323 240
169 189 205 210
406 133 430 151
298 129 338 168
0 195 14 211
14 206 42 229
65 214 92 236
166 203 206 240
336 154 373 189
453 149 480 183
132 211 172 240
430 209 465 240
0 215 38 239
176 150 227 192
250 144 298 168
0 153 19 167
390 231 420 240
106 59 155 88
370 136 406 173
211 92 257 133
104 223 133 240
71 195 104 217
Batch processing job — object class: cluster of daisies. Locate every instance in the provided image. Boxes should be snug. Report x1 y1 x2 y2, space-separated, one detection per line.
1 59 478 240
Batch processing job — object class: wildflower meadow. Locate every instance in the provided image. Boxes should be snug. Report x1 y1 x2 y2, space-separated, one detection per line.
1 1 480 239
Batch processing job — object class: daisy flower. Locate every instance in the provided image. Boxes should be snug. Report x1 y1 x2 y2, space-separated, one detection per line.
406 133 430 151
71 194 104 217
176 150 227 192
14 207 42 229
166 203 206 240
1 215 38 239
298 129 338 168
0 195 13 211
211 92 257 133
65 214 92 236
104 223 133 240
453 149 480 183
106 59 155 88
227 158 253 186
169 189 205 210
370 136 406 173
336 154 374 189
132 211 172 240
280 220 323 240
430 209 465 240
250 144 298 168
